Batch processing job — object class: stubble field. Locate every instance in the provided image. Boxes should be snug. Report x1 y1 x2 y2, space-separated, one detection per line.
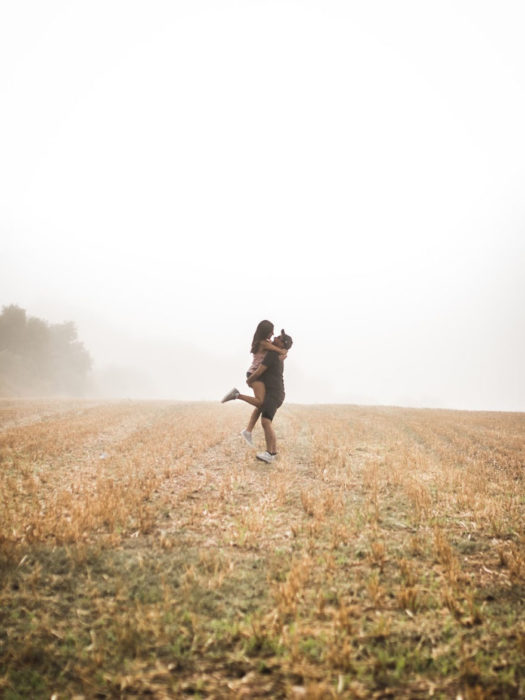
0 399 524 698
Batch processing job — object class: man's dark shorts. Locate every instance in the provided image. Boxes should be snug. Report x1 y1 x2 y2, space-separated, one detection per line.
261 391 284 421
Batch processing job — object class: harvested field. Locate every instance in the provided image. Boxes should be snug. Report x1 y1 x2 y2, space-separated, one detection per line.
0 399 524 698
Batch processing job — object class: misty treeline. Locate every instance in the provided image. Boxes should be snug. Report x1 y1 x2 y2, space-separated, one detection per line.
0 305 92 397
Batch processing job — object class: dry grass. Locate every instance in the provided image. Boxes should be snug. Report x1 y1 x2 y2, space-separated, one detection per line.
0 400 524 698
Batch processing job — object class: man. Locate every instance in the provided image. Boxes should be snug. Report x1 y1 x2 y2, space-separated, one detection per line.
246 329 293 463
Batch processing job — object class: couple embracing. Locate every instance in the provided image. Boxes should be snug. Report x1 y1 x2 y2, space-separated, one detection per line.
221 320 293 463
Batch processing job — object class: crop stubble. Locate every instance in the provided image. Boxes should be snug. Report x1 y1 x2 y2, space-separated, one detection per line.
0 400 524 698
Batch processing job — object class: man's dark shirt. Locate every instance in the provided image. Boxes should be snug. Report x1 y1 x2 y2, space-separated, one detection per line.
261 350 285 399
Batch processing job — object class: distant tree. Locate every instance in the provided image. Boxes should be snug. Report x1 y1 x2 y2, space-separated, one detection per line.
0 305 27 354
0 305 92 396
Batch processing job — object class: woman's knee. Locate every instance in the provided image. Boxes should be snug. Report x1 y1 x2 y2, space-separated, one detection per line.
251 392 264 407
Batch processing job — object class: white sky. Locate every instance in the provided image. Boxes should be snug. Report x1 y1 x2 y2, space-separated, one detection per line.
1 0 524 410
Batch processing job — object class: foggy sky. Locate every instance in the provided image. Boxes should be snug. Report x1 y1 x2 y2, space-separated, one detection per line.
1 1 524 411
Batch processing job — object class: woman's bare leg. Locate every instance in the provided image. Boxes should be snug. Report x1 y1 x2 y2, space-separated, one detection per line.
251 380 265 407
246 407 261 433
238 381 265 445
237 380 265 409
245 381 265 431
236 393 261 407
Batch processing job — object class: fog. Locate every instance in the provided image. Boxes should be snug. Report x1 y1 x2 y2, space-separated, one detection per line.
1 1 524 411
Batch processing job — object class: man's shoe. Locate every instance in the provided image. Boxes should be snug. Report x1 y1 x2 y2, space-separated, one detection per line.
240 429 253 446
256 451 275 463
221 388 240 403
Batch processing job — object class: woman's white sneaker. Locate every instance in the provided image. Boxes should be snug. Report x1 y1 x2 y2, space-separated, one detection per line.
240 429 253 446
221 388 240 403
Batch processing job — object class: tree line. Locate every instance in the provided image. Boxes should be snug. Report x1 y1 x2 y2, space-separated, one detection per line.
0 305 92 396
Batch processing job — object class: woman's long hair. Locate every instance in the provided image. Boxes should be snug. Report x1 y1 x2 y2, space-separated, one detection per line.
251 320 274 354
